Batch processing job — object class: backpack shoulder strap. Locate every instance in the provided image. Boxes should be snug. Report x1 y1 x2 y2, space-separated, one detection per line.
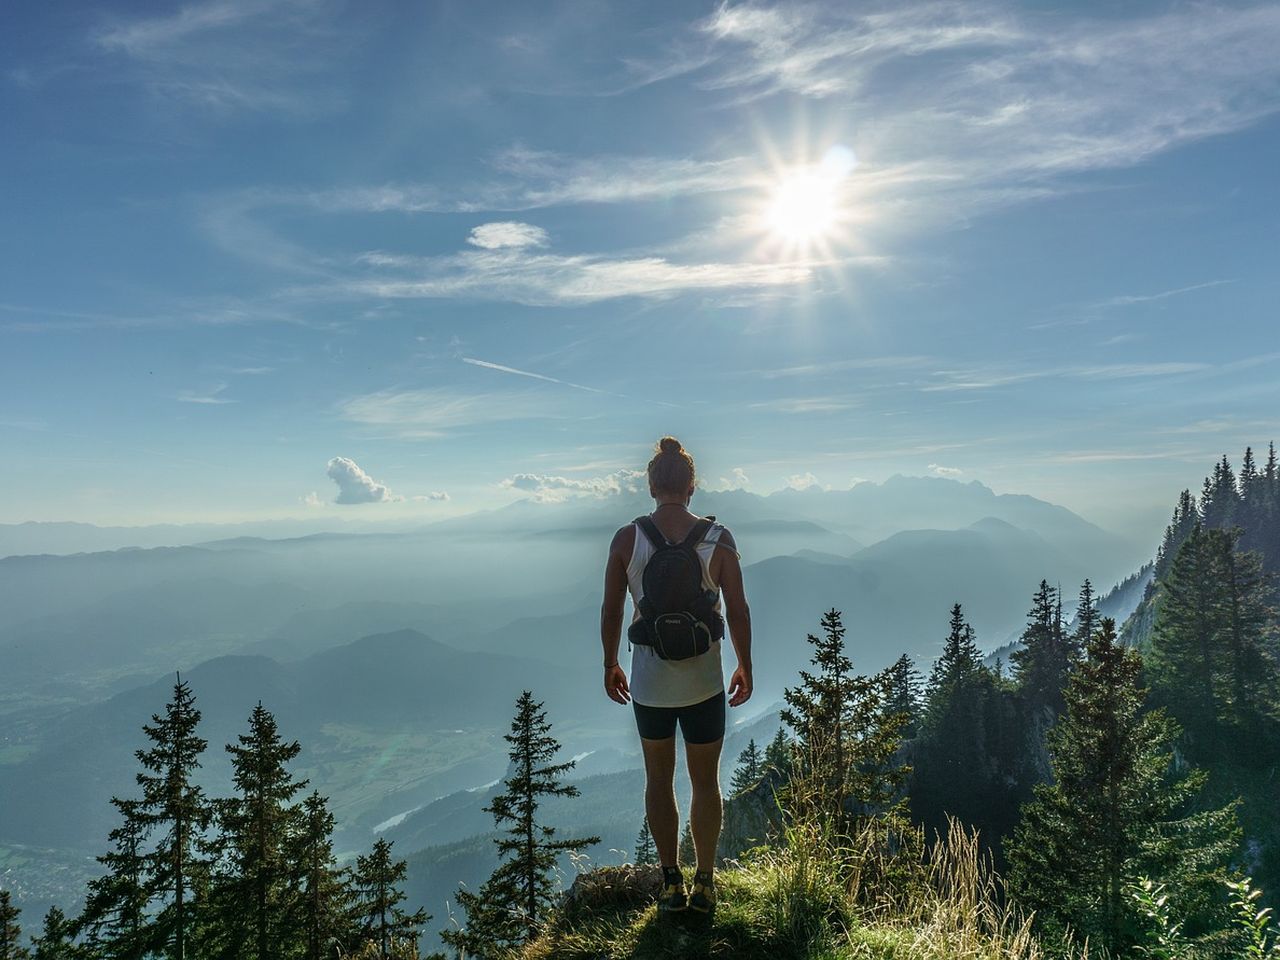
681 517 714 548
634 516 668 549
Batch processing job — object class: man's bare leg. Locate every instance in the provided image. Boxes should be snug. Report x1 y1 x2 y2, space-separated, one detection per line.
685 737 724 873
640 736 679 867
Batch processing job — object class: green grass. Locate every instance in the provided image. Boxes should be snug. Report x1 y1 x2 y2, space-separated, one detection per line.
522 821 1067 960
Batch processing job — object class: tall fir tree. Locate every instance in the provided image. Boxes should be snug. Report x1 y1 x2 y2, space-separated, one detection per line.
763 727 791 778
75 798 150 960
728 739 763 795
31 908 76 960
1011 581 1075 722
293 791 353 960
781 609 910 830
213 702 309 960
913 604 1006 841
1072 579 1099 654
1006 618 1240 955
678 822 696 869
443 692 598 957
134 675 213 960
884 653 924 738
633 820 657 866
1215 529 1278 746
349 839 427 960
0 891 28 960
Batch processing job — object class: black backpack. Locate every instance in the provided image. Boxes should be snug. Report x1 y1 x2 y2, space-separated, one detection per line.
626 514 725 661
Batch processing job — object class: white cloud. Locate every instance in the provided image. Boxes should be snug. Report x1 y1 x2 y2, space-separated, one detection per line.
784 472 823 491
326 456 401 505
331 245 812 307
704 467 750 492
412 491 450 502
93 0 346 114
177 382 234 404
928 463 964 478
301 491 323 508
748 396 858 414
502 469 647 501
467 222 550 250
337 387 557 439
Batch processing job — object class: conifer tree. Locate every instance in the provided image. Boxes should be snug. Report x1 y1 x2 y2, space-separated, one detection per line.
1215 530 1278 743
0 891 28 960
134 675 213 960
763 727 791 778
442 692 597 956
349 838 427 960
1200 455 1241 531
214 702 309 960
633 820 656 866
1072 579 1099 654
1011 581 1074 722
678 822 696 868
913 604 1004 839
884 654 924 738
1006 618 1240 955
781 609 909 829
31 908 76 960
75 798 150 960
729 739 763 795
294 792 353 960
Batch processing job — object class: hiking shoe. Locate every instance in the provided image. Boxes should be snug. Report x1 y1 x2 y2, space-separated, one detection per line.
688 871 716 913
657 867 687 912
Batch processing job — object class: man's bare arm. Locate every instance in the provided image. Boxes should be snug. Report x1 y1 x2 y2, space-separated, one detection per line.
600 526 631 704
717 530 753 706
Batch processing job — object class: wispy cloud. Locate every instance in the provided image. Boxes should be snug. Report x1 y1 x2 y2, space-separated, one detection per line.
93 0 349 114
337 387 562 439
928 463 964 478
748 396 860 414
177 382 234 404
1092 279 1238 308
467 222 550 250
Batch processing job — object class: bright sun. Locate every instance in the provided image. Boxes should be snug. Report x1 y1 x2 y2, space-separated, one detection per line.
766 170 841 242
760 146 857 251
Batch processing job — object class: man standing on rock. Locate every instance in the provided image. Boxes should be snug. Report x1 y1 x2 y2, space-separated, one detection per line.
599 437 754 914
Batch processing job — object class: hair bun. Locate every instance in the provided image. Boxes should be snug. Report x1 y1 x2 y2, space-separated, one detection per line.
658 436 682 454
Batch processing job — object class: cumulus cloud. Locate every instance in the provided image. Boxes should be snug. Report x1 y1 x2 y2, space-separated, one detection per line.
707 467 750 491
784 472 823 491
326 456 401 504
467 222 550 249
502 469 647 501
929 463 964 478
301 491 323 508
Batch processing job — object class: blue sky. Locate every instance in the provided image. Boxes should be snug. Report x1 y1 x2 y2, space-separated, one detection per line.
3 0 1278 542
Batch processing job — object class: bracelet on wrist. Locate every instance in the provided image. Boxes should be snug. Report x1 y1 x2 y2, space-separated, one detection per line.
603 661 618 670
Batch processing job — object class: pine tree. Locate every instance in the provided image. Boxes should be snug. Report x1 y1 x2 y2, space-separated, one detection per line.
781 609 910 830
1011 581 1074 722
884 654 924 738
1 891 29 960
1005 618 1240 955
294 792 353 960
729 739 763 795
31 908 76 960
134 675 213 960
913 604 1004 840
349 839 427 960
214 702 309 960
75 798 150 960
1215 529 1278 746
763 727 791 778
442 692 598 956
678 822 695 869
633 820 656 866
1072 579 1099 655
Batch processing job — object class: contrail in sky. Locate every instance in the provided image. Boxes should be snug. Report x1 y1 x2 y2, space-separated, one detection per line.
462 356 676 406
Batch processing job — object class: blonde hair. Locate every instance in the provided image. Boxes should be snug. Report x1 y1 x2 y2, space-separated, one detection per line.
647 436 696 497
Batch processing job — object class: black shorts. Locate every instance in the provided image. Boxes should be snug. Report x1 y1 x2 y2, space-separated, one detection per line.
633 691 726 744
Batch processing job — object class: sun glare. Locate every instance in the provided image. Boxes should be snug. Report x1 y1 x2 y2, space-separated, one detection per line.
758 145 857 256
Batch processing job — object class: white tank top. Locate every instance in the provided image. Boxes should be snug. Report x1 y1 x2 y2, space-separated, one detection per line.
626 516 730 708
